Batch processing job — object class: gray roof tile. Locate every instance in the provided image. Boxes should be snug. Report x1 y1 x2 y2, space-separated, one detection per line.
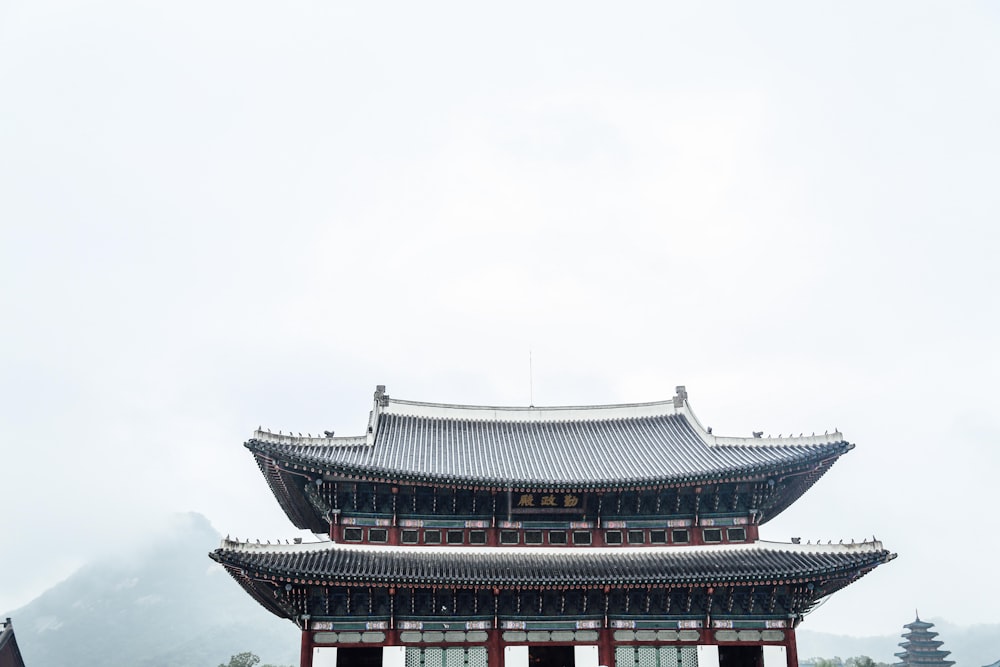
252 410 849 489
211 539 893 588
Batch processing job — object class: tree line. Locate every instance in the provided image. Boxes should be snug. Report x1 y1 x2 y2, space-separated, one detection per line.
218 652 293 667
806 656 891 667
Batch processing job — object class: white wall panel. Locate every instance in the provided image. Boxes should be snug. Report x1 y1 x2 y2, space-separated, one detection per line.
763 646 787 667
504 645 529 667
575 645 600 667
384 646 406 667
313 646 337 667
697 645 719 667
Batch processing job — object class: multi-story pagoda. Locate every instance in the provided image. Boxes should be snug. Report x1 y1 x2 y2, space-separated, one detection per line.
894 616 954 667
212 386 894 667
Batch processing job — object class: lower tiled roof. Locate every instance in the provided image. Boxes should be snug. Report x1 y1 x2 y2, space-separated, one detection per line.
211 539 893 588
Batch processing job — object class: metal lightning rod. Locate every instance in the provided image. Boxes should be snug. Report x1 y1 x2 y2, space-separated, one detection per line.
529 349 534 407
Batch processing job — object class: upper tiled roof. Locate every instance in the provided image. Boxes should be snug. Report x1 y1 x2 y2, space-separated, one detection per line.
211 539 893 589
248 386 851 490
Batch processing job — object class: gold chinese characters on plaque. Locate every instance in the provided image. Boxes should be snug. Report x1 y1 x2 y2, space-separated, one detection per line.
513 492 583 511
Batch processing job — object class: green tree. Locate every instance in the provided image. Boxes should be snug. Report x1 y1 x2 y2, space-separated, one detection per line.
846 657 889 667
219 653 260 667
813 658 844 667
218 653 293 667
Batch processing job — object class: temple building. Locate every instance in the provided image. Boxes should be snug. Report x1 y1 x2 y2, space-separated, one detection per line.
0 619 27 667
894 616 954 667
211 386 894 667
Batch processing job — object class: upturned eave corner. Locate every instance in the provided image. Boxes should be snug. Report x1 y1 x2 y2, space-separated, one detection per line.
671 386 849 449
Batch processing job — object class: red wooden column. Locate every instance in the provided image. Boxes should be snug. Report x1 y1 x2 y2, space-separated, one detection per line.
785 628 798 667
330 511 342 542
486 629 503 667
489 490 499 546
598 627 614 667
300 628 314 667
592 492 605 547
390 487 401 545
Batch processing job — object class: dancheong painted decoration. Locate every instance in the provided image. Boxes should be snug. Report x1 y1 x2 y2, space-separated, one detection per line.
211 385 894 667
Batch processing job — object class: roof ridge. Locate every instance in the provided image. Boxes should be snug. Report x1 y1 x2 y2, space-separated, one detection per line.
388 396 678 411
383 397 682 423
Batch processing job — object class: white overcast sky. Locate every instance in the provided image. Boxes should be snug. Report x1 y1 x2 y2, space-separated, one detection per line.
1 1 998 639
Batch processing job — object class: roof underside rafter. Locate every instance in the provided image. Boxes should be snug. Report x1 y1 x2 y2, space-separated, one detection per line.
210 539 894 621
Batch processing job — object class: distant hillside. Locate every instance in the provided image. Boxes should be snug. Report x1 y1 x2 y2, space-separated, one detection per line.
3 513 298 667
799 620 1000 667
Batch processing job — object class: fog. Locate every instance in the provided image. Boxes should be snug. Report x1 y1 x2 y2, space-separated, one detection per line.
1 1 998 639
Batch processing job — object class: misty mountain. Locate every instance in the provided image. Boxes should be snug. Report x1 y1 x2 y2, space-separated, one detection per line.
3 513 298 667
798 621 1000 667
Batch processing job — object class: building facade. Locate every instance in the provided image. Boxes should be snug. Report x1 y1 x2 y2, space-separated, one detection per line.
212 386 893 667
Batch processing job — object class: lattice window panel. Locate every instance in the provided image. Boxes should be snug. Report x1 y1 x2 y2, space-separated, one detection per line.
617 647 637 666
660 647 680 667
445 647 466 667
424 647 445 667
406 647 486 667
617 646 684 667
638 646 659 667
680 646 699 667
467 647 488 667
